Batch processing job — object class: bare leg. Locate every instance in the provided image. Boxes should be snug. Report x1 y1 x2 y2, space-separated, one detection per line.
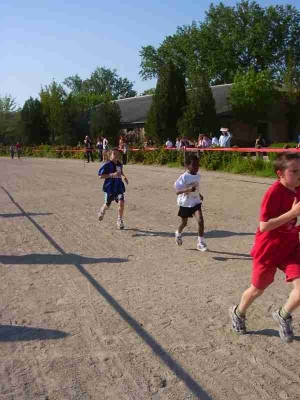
238 284 264 316
194 210 204 237
118 200 125 219
282 278 300 314
178 217 188 234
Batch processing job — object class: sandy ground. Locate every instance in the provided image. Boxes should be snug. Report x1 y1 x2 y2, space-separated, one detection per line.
1 157 300 400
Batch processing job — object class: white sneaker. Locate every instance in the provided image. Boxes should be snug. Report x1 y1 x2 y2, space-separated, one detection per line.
98 208 105 221
197 241 208 252
175 232 182 246
117 218 124 230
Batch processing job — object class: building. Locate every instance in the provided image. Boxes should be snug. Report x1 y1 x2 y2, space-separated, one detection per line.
114 84 297 147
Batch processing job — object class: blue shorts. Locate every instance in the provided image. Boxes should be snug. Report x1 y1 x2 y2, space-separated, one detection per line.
105 193 125 206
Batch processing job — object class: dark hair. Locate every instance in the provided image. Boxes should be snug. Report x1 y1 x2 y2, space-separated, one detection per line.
185 154 199 166
274 152 300 173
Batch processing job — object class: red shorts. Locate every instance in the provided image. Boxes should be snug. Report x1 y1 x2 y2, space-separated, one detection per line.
252 246 300 290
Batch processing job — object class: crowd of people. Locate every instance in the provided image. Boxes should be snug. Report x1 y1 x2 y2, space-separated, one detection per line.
165 128 232 149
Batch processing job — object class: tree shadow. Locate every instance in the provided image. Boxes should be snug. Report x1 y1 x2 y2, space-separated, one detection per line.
0 254 128 265
0 324 69 342
0 212 53 218
127 228 254 239
247 329 300 341
1 186 212 400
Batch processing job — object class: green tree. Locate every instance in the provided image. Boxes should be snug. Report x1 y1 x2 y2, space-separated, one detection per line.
90 94 121 145
283 55 300 140
140 2 300 84
228 69 277 128
21 97 49 144
178 71 218 138
64 67 137 99
0 95 21 141
40 81 71 144
145 62 186 142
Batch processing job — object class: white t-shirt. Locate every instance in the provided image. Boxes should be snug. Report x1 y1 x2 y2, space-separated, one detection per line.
219 132 231 147
103 138 108 150
166 140 173 148
174 171 201 207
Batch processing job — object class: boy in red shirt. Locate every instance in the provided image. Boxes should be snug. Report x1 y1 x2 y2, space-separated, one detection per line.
230 153 300 342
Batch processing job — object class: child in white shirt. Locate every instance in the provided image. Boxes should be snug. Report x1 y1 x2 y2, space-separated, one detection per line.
174 154 208 251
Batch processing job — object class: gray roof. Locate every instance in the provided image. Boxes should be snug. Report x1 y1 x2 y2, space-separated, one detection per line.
114 84 232 125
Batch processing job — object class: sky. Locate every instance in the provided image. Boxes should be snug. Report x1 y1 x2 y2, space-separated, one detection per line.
1 0 300 106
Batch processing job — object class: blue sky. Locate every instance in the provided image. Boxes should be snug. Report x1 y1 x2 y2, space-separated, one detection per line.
1 0 300 106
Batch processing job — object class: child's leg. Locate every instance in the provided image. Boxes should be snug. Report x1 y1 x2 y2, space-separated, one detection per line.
237 284 264 316
194 209 208 251
118 200 125 219
281 278 300 315
177 217 188 234
194 209 204 238
230 284 264 334
98 196 110 221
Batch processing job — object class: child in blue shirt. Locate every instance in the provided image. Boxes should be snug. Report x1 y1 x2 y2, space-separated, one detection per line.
98 149 129 229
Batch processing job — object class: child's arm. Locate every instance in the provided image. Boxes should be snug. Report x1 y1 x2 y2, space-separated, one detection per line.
175 186 196 195
98 172 120 179
260 198 300 232
121 170 129 185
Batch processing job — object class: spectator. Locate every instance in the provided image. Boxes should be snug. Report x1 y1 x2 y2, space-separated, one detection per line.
219 128 232 148
255 135 266 148
202 134 212 149
16 142 21 159
102 136 109 161
96 137 103 162
211 134 219 146
9 144 15 159
84 135 94 163
166 138 174 148
197 134 204 148
175 137 181 149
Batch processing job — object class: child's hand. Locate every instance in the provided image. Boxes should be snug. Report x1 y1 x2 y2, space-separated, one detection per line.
291 197 300 217
187 186 196 193
199 193 204 201
124 177 129 185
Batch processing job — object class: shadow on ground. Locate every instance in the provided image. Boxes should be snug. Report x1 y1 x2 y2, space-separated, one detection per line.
0 324 69 342
248 329 300 341
0 212 53 218
1 186 212 400
0 254 128 265
128 228 254 239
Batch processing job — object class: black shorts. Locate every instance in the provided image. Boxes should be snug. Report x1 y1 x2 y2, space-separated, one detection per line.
178 203 201 218
105 193 125 206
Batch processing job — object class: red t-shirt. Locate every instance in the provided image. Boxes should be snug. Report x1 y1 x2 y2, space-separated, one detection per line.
251 181 300 265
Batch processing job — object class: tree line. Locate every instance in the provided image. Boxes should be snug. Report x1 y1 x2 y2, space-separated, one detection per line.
0 67 137 146
1 1 300 147
142 1 300 143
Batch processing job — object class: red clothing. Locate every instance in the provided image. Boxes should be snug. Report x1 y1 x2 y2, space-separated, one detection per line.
251 180 300 289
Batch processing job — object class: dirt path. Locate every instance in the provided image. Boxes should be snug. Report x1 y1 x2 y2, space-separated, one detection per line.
1 157 300 400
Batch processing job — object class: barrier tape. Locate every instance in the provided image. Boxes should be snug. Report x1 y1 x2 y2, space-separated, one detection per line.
3 147 300 154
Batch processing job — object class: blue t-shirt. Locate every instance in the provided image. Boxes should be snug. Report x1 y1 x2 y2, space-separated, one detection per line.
98 160 125 195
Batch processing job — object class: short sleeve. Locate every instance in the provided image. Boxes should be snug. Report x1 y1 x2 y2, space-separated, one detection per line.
98 162 109 176
260 185 281 222
174 175 185 191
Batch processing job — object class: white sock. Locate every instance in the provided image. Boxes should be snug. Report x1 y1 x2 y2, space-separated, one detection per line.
176 231 182 237
198 236 204 243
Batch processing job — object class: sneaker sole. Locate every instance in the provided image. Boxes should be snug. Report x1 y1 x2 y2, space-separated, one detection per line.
272 311 293 343
197 247 208 252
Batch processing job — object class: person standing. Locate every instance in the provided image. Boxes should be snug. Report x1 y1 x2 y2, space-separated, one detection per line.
96 137 103 162
84 135 94 163
102 136 109 161
219 128 232 147
16 142 21 159
9 144 15 159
